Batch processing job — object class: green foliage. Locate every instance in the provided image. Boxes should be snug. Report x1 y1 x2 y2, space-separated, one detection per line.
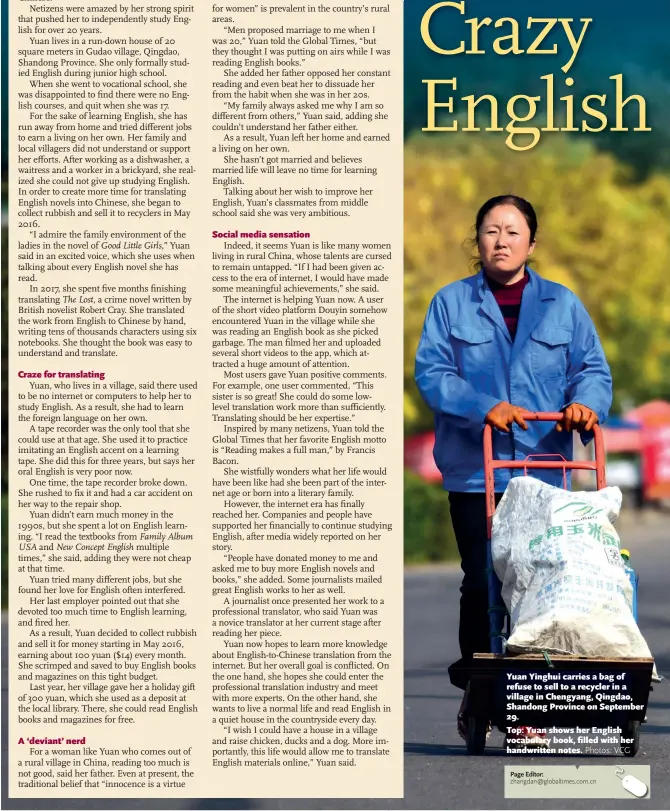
404 470 458 562
404 133 670 434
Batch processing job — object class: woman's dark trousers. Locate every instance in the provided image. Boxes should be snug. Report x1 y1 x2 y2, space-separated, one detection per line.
447 491 503 691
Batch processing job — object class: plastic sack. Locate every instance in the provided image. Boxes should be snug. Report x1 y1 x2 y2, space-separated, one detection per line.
492 476 655 665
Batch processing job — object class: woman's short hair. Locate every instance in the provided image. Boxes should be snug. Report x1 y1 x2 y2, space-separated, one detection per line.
468 195 538 272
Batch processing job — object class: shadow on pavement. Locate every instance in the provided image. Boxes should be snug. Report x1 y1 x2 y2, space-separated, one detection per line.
185 802 256 810
404 742 468 757
641 724 670 735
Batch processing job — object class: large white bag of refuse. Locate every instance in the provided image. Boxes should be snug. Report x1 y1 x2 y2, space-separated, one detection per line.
491 476 655 663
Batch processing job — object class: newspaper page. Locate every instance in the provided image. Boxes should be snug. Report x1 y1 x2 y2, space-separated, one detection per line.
6 0 403 800
5 0 670 808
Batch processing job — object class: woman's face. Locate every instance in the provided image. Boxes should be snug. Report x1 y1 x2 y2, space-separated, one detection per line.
477 204 535 274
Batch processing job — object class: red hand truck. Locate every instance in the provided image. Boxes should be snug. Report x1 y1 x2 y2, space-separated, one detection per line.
461 412 653 755
484 410 607 540
483 412 606 656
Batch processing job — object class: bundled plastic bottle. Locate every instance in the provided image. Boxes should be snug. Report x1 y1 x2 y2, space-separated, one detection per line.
620 548 639 622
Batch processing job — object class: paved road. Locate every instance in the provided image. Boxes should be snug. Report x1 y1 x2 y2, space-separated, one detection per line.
401 510 670 811
3 511 669 809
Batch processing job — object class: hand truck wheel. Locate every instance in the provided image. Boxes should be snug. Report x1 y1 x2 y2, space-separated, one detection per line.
466 715 488 755
621 719 640 757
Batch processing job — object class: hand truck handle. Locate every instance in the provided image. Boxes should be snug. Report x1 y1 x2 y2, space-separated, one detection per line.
484 411 606 539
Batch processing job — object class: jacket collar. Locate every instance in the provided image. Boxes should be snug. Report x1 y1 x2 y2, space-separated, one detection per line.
476 265 556 347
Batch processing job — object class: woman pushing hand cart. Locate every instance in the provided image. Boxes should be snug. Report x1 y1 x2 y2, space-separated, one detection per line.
414 195 614 743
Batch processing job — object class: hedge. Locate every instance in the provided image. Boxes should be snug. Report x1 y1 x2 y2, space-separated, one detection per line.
404 470 458 563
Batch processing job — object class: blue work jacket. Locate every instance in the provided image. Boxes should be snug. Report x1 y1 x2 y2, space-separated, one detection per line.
414 266 613 492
